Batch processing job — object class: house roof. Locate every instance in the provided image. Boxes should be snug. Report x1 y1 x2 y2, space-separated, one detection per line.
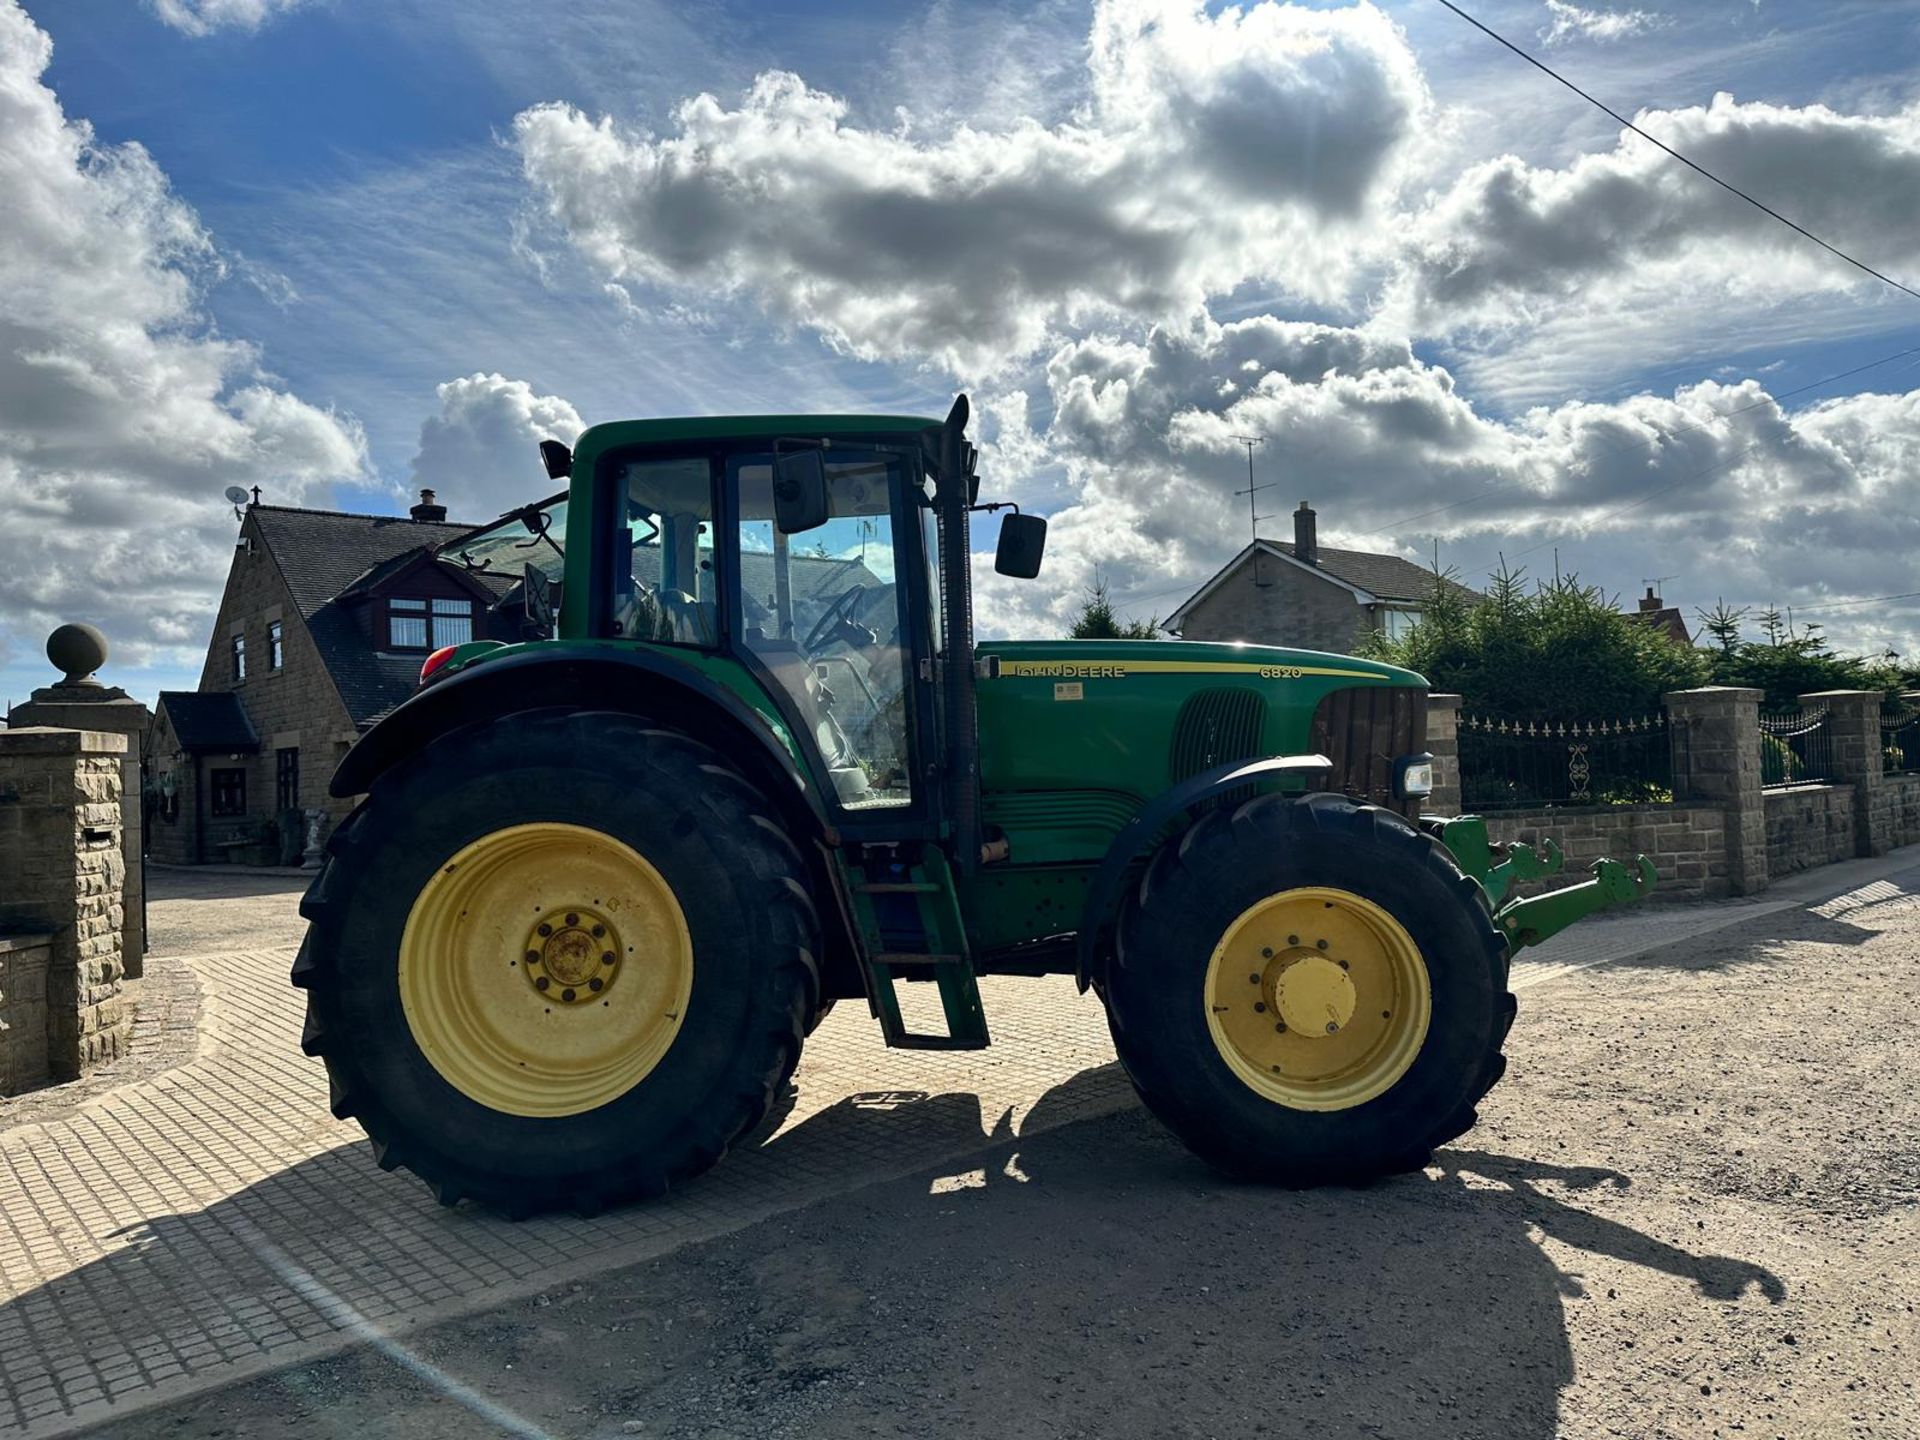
1166 538 1478 631
249 505 492 729
1631 606 1693 647
156 691 259 754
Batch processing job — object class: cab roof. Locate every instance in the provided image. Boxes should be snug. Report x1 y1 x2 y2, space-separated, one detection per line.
574 414 943 453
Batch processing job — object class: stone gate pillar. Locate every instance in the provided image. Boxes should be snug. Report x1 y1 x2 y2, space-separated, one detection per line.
8 624 151 977
1426 693 1463 816
1800 690 1888 857
1665 686 1767 896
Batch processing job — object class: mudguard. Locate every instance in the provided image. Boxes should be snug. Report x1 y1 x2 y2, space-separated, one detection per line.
329 646 833 840
1073 753 1334 986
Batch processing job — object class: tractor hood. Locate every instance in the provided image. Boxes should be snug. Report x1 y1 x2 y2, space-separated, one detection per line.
973 638 1427 816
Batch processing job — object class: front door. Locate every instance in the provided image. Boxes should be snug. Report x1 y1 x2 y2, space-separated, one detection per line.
730 451 921 814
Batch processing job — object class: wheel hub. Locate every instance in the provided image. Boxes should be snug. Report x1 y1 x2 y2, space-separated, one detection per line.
1274 954 1356 1036
525 908 620 1003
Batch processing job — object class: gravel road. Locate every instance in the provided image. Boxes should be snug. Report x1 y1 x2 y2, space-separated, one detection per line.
89 870 1920 1440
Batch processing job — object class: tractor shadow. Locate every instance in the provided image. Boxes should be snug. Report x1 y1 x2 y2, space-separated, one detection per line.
11 1065 1784 1440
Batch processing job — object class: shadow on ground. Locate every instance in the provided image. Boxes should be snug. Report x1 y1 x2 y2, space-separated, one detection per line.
59 1063 1784 1440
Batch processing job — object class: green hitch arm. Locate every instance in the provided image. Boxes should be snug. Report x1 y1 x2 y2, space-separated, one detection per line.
1492 855 1659 953
1437 815 1564 908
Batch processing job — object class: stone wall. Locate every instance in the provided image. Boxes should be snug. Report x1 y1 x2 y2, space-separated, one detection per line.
0 727 131 1091
1176 545 1372 652
1427 687 1920 906
1878 771 1920 851
0 934 52 1094
1482 803 1729 902
1765 784 1858 878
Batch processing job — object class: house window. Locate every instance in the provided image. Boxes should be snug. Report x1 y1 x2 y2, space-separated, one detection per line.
387 597 472 650
211 767 247 817
1383 608 1422 641
230 634 246 681
269 620 284 670
276 748 300 811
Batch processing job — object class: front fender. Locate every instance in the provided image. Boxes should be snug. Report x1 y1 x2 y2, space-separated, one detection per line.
330 646 833 841
1073 754 1334 987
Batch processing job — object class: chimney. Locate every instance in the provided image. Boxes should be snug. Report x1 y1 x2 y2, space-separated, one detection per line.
1293 500 1317 566
410 488 447 522
1640 585 1662 613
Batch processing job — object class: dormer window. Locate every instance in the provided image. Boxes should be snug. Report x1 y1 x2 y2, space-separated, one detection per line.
387 596 473 651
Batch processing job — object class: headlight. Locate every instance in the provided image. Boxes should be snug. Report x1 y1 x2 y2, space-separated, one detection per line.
1394 753 1435 798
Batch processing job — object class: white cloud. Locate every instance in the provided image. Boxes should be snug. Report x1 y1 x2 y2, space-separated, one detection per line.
1539 2 1663 46
0 1 364 674
408 373 586 520
970 311 1920 654
147 0 306 36
514 0 1430 376
1393 93 1920 335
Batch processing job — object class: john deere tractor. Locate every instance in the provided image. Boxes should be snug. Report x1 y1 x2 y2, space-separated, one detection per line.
293 397 1653 1215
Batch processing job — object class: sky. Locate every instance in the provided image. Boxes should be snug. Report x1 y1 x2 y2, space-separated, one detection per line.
3 0 1919 709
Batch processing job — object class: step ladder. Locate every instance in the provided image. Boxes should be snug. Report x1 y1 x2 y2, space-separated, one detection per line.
846 852 989 1050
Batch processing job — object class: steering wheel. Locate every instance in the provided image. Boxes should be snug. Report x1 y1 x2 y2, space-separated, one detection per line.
804 585 876 652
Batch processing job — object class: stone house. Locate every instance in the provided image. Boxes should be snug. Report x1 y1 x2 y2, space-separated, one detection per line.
145 492 511 865
1629 585 1693 646
1167 501 1480 652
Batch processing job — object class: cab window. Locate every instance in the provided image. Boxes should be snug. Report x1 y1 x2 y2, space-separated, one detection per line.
612 457 716 646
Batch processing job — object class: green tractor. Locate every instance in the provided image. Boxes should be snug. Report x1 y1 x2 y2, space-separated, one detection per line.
293 397 1653 1215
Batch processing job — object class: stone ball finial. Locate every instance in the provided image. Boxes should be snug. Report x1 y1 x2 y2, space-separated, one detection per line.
47 622 109 687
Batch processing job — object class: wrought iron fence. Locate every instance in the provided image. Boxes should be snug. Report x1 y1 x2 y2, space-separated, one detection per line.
1457 713 1672 811
1881 703 1920 773
1758 706 1832 788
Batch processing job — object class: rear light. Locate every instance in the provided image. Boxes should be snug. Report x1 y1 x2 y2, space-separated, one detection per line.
419 645 458 687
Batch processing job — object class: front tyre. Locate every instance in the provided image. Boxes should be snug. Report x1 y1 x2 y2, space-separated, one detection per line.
293 710 821 1217
1106 793 1513 1185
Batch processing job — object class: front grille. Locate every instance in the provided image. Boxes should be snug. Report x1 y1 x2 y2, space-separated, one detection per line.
1310 686 1427 816
1169 687 1268 782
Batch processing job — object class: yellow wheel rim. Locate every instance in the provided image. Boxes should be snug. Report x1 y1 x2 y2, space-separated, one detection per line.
1203 886 1431 1112
399 822 694 1118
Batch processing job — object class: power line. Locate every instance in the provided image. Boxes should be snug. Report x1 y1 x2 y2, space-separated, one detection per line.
1433 0 1920 305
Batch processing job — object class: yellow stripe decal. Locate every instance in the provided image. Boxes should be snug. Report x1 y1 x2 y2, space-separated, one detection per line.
992 659 1388 681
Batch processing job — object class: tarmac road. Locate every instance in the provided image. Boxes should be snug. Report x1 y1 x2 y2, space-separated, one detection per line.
83 864 1920 1439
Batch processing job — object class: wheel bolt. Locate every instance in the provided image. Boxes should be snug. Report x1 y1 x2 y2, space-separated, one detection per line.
602 952 616 966
1316 940 1328 950
589 977 603 992
537 923 552 937
535 976 550 991
1287 935 1299 946
591 924 605 938
1248 973 1260 984
565 913 579 927
525 950 539 964
561 988 576 1003
1254 1002 1266 1013
1337 959 1349 970
1261 947 1273 958
1275 1022 1286 1033
1326 1022 1339 1034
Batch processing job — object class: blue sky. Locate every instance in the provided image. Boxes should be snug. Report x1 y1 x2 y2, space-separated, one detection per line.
4 0 1920 708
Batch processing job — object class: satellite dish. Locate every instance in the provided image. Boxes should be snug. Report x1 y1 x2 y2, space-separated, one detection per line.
223 486 250 506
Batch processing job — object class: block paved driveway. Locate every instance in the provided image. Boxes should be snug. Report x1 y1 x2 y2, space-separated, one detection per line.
6 857 1896 1438
0 874 1133 1438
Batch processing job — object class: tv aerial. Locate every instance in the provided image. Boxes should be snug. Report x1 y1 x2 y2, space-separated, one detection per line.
224 485 250 521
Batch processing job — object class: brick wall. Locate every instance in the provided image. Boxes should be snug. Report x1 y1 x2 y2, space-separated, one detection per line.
1482 802 1729 902
0 727 131 1091
1177 547 1371 652
1765 784 1858 878
0 934 52 1094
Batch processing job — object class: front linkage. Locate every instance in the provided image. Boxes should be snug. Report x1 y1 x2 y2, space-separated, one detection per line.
1431 815 1658 953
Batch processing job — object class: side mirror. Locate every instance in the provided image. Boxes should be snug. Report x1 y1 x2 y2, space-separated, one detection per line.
994 512 1048 578
773 447 830 534
538 439 572 480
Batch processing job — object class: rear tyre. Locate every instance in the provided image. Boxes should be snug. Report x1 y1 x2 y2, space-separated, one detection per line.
294 709 821 1216
1106 792 1512 1186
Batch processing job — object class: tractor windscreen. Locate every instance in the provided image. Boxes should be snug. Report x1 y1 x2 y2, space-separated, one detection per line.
732 451 914 810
